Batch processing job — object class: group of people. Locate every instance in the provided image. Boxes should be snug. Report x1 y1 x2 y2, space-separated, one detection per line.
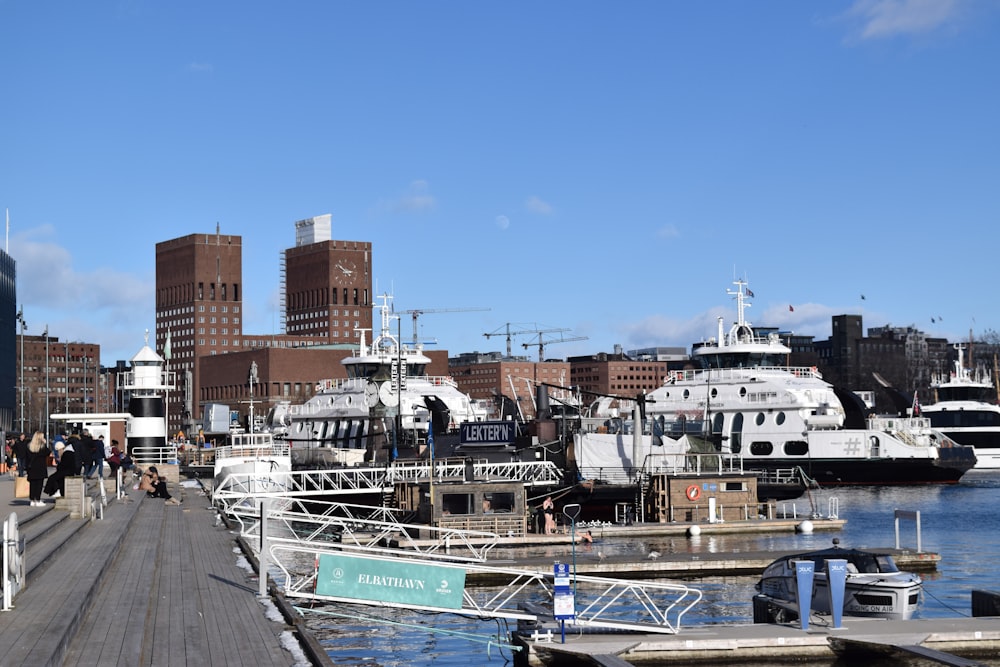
4 430 137 507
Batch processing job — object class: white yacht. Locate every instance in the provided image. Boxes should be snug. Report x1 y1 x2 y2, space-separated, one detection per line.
632 279 976 486
265 294 491 466
921 344 1000 469
212 431 291 493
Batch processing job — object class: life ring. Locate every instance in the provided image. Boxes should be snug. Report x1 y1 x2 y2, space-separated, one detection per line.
686 485 701 501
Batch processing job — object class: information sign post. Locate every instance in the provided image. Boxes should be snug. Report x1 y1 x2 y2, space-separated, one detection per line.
553 561 573 643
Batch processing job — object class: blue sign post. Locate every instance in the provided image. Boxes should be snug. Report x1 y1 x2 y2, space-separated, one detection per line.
794 560 815 631
826 558 848 629
553 562 574 643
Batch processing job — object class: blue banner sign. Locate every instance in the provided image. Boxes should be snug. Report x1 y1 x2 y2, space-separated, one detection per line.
460 421 516 445
826 558 848 629
794 560 815 631
315 553 466 611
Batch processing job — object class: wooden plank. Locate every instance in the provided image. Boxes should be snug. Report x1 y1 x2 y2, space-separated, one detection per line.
828 636 989 667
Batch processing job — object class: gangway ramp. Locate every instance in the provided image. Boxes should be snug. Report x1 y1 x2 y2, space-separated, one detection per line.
250 503 703 635
212 460 562 508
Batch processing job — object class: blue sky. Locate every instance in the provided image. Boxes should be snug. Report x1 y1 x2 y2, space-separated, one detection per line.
3 1 999 366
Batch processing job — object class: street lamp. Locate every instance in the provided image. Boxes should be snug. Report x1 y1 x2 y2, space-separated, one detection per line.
64 341 69 412
44 325 49 440
16 306 26 434
83 355 89 414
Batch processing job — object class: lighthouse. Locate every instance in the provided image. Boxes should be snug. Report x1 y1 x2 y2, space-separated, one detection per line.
119 330 175 457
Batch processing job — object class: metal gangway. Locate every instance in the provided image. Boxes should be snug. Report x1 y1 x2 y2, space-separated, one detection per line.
212 460 563 511
249 501 703 635
230 497 503 562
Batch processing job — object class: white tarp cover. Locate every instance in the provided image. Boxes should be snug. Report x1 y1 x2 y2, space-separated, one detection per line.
574 431 691 475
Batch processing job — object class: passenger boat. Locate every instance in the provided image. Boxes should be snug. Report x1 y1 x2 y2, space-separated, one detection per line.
264 294 491 466
920 344 1000 470
212 431 291 493
608 279 977 486
754 539 922 622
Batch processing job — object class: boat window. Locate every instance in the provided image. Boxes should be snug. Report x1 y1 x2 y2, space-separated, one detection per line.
712 413 725 451
783 440 808 456
484 492 515 513
683 389 690 399
775 412 786 426
710 388 718 399
441 493 474 515
750 441 773 455
739 387 747 398
730 413 743 454
875 555 899 573
755 413 765 426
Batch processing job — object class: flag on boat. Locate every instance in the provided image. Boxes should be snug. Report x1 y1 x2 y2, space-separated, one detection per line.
861 294 866 300
788 305 794 312
746 288 754 298
427 421 435 460
912 390 920 416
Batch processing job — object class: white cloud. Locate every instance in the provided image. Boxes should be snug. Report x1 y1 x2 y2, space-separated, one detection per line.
657 225 680 239
373 180 436 214
844 0 961 40
495 215 510 230
10 225 155 363
525 196 553 215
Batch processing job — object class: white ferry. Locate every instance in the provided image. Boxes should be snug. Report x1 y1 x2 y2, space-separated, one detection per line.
610 279 976 486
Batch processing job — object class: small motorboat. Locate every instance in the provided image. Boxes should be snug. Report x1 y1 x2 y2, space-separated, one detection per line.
753 538 922 622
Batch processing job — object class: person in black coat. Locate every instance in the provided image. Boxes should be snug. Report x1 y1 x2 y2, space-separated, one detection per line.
26 431 50 506
45 441 77 498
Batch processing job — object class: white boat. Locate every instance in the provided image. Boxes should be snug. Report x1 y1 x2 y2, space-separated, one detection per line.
621 279 976 486
265 294 492 465
212 431 291 493
921 344 1000 469
755 539 922 622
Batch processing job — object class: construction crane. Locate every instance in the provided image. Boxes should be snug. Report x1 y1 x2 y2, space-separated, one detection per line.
403 307 490 345
484 324 569 358
522 333 589 362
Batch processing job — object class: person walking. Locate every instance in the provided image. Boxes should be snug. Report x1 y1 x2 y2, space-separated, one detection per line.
13 432 29 477
79 430 96 478
90 434 107 479
26 431 49 507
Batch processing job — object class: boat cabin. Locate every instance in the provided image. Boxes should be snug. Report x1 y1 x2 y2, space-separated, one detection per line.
395 479 527 537
645 473 767 523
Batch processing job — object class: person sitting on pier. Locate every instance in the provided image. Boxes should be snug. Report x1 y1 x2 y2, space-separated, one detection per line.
140 466 180 505
45 440 77 499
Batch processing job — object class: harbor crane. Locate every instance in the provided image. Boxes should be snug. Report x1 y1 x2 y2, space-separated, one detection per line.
522 333 589 362
403 307 490 345
484 324 570 358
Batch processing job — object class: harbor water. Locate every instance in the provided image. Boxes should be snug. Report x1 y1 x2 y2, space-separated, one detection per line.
301 470 1000 666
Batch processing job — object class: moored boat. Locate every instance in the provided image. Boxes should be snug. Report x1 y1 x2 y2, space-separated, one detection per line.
617 279 976 486
921 344 1000 470
212 431 291 493
754 538 922 622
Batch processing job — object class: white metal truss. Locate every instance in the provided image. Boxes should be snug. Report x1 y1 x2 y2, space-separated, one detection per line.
236 498 502 562
212 460 563 510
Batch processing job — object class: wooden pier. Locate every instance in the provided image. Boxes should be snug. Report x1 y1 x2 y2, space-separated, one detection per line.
0 472 329 666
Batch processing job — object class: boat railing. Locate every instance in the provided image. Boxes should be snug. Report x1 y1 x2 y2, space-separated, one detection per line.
214 441 291 461
131 445 179 466
667 366 821 385
868 416 932 448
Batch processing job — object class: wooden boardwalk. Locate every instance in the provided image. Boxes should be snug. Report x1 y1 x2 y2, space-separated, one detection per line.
0 471 322 666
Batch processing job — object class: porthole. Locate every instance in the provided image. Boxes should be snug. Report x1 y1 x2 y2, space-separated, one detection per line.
750 441 773 456
775 412 786 426
755 413 765 426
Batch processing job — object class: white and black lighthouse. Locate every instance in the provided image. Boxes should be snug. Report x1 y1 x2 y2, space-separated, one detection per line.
119 331 175 454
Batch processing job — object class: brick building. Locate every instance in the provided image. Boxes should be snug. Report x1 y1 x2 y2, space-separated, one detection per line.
155 218 376 436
